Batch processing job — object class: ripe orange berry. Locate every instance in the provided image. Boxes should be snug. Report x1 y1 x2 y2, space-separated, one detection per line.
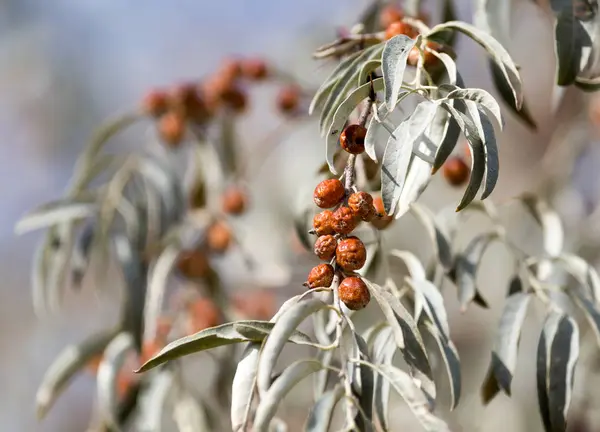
221 86 248 113
277 85 301 115
408 47 420 67
207 221 232 253
339 276 371 310
313 210 336 236
242 57 269 81
348 192 375 221
306 264 335 289
443 156 470 187
176 249 210 279
314 235 337 261
186 298 221 334
340 124 367 154
169 82 212 123
158 111 186 147
336 236 367 272
222 186 248 215
142 89 169 117
371 196 394 230
314 179 345 208
385 21 419 40
332 206 359 234
379 5 404 29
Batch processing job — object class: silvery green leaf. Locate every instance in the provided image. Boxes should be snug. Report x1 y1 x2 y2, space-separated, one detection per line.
363 279 435 400
490 60 537 129
36 329 118 419
364 103 391 162
173 391 210 432
353 333 374 431
409 203 453 270
382 34 419 109
396 156 432 219
422 321 461 410
554 253 600 302
473 0 511 47
381 100 439 215
358 59 382 86
455 232 497 311
46 223 75 313
138 321 309 373
97 332 135 430
507 275 523 296
231 344 260 432
372 327 395 431
568 289 600 349
519 194 564 257
257 299 329 395
15 199 96 235
427 21 523 109
358 241 383 280
440 85 504 131
137 368 176 432
313 349 333 400
407 278 450 340
554 9 590 86
575 75 600 91
490 293 531 395
71 222 94 287
439 102 486 211
233 321 312 345
254 360 324 432
320 44 385 135
389 249 426 280
325 77 385 174
305 385 344 432
366 363 450 432
537 312 579 432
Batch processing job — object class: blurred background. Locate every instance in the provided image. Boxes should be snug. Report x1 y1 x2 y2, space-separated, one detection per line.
1 0 598 431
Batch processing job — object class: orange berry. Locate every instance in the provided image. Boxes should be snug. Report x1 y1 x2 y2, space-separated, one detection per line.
222 186 248 215
314 179 345 209
221 86 248 113
443 156 470 187
176 249 210 279
158 111 186 147
277 85 301 115
207 221 232 253
142 89 169 117
313 210 336 236
379 5 404 29
339 276 371 310
219 57 243 82
336 236 367 272
371 196 394 230
332 206 359 235
385 21 419 40
348 192 375 221
242 57 269 81
306 264 335 289
314 235 337 261
340 124 367 154
169 82 211 123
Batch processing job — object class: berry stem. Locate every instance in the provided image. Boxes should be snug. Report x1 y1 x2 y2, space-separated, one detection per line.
344 102 373 192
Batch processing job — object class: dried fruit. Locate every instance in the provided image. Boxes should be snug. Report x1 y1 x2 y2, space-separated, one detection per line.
385 21 419 40
277 85 301 115
186 298 221 334
222 186 248 215
332 206 359 234
314 235 337 261
408 41 442 67
443 156 470 187
221 86 248 113
340 124 367 154
336 237 367 271
348 192 375 221
339 276 371 310
371 196 394 230
379 5 404 29
313 210 335 236
314 179 345 208
176 249 210 278
169 82 211 123
306 264 335 289
158 111 186 147
242 57 268 81
207 221 232 253
142 89 169 117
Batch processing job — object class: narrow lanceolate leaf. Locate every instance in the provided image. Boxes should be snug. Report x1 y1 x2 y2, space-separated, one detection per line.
408 278 450 340
431 107 461 174
358 59 383 86
305 385 344 432
455 232 497 311
490 293 531 395
253 360 324 432
364 103 391 162
555 253 600 303
490 60 537 129
173 391 210 432
381 34 418 109
537 312 579 432
389 249 427 280
409 204 453 270
372 327 395 431
422 321 461 410
325 77 385 174
136 369 176 432
257 299 329 396
231 344 260 432
575 75 600 91
368 363 450 432
137 321 311 372
568 289 600 349
36 329 118 419
427 21 523 109
16 199 96 235
441 85 504 131
97 332 135 430
363 280 435 400
381 100 439 215
519 194 564 257
554 9 589 86
234 321 312 344
353 334 374 431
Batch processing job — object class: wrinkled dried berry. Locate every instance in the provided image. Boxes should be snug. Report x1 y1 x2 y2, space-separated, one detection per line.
313 210 335 236
332 206 359 234
221 86 248 113
142 89 169 117
443 156 470 187
336 237 367 271
176 249 210 278
340 124 367 154
207 221 232 253
314 235 337 261
306 264 335 289
314 179 345 209
348 192 375 221
371 196 394 230
222 186 248 215
385 21 419 40
277 85 301 115
169 82 211 123
339 276 371 310
158 111 186 147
